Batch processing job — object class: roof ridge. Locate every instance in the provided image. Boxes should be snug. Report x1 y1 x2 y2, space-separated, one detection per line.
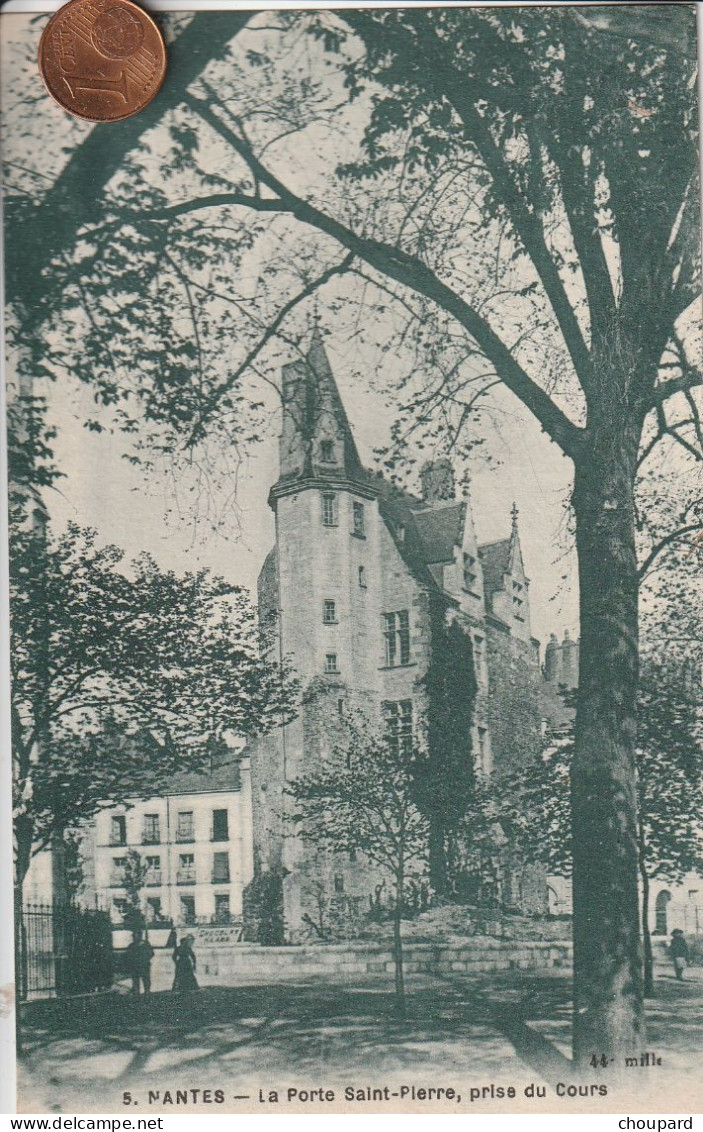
479 536 510 550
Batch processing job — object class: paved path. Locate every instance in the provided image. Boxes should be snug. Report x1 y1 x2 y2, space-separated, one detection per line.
16 968 703 1114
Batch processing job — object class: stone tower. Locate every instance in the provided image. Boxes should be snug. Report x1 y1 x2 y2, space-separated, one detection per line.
249 332 548 936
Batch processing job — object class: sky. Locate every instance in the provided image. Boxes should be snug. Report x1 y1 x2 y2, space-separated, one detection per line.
41 341 579 649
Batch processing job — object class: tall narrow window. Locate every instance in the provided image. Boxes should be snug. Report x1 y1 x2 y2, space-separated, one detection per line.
320 439 334 462
176 811 194 842
212 809 229 842
144 855 161 885
212 852 230 883
655 890 671 935
476 726 492 775
110 815 126 846
146 897 162 922
383 610 411 666
358 566 367 589
142 813 160 844
180 895 196 924
472 634 487 685
214 893 231 922
110 857 127 886
323 599 337 624
324 653 339 674
177 854 195 884
322 493 337 527
352 501 365 536
383 700 413 758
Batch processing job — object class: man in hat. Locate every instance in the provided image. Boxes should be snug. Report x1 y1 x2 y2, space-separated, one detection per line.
670 929 690 981
124 930 155 995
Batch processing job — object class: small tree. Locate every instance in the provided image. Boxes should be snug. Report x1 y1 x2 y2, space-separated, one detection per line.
636 668 702 993
492 670 703 996
289 727 429 1017
122 850 148 930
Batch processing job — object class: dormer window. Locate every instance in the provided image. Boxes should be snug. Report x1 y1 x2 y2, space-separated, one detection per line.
320 440 334 463
512 580 525 621
463 553 478 595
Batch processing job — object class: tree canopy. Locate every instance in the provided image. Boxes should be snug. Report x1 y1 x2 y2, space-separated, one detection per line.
10 510 296 886
290 725 429 1014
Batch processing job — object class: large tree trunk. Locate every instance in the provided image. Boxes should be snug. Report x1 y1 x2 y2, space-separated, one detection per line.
14 813 34 899
393 868 406 1018
571 419 644 1066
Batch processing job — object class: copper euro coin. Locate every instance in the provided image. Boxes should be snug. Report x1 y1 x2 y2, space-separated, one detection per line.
38 0 166 123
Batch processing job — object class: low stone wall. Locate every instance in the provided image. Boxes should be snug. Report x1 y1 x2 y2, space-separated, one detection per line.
149 936 573 992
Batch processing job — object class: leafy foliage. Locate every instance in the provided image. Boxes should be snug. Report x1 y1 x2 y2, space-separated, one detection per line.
490 670 703 886
290 724 429 1012
290 726 428 883
10 512 297 883
411 609 477 892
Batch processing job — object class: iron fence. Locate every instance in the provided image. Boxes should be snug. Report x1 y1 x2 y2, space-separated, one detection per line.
19 903 113 1001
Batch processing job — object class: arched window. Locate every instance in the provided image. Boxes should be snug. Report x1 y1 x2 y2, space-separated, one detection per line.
655 890 671 935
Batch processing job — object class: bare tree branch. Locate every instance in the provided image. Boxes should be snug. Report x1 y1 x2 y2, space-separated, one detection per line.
184 92 585 459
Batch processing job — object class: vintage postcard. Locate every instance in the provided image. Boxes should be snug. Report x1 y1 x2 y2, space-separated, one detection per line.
1 1 702 1117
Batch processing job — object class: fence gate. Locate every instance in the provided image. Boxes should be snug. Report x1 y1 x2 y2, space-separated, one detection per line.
19 904 113 1000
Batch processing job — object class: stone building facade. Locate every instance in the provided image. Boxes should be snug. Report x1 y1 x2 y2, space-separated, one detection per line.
249 332 550 937
81 755 253 927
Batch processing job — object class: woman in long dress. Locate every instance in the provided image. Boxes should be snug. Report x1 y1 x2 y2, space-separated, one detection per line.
172 934 199 991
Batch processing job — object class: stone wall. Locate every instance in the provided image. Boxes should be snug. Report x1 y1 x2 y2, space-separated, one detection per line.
485 617 543 777
146 936 573 992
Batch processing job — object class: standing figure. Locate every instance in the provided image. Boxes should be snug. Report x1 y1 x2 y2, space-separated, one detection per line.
172 934 199 992
670 929 690 981
125 930 154 995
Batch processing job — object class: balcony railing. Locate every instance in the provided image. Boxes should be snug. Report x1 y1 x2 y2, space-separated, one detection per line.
142 834 161 845
175 913 243 929
144 872 162 886
175 830 195 843
109 837 127 847
176 870 196 885
211 873 230 884
109 874 126 888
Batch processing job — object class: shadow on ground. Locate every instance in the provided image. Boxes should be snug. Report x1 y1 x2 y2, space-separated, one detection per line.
17 970 703 1113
